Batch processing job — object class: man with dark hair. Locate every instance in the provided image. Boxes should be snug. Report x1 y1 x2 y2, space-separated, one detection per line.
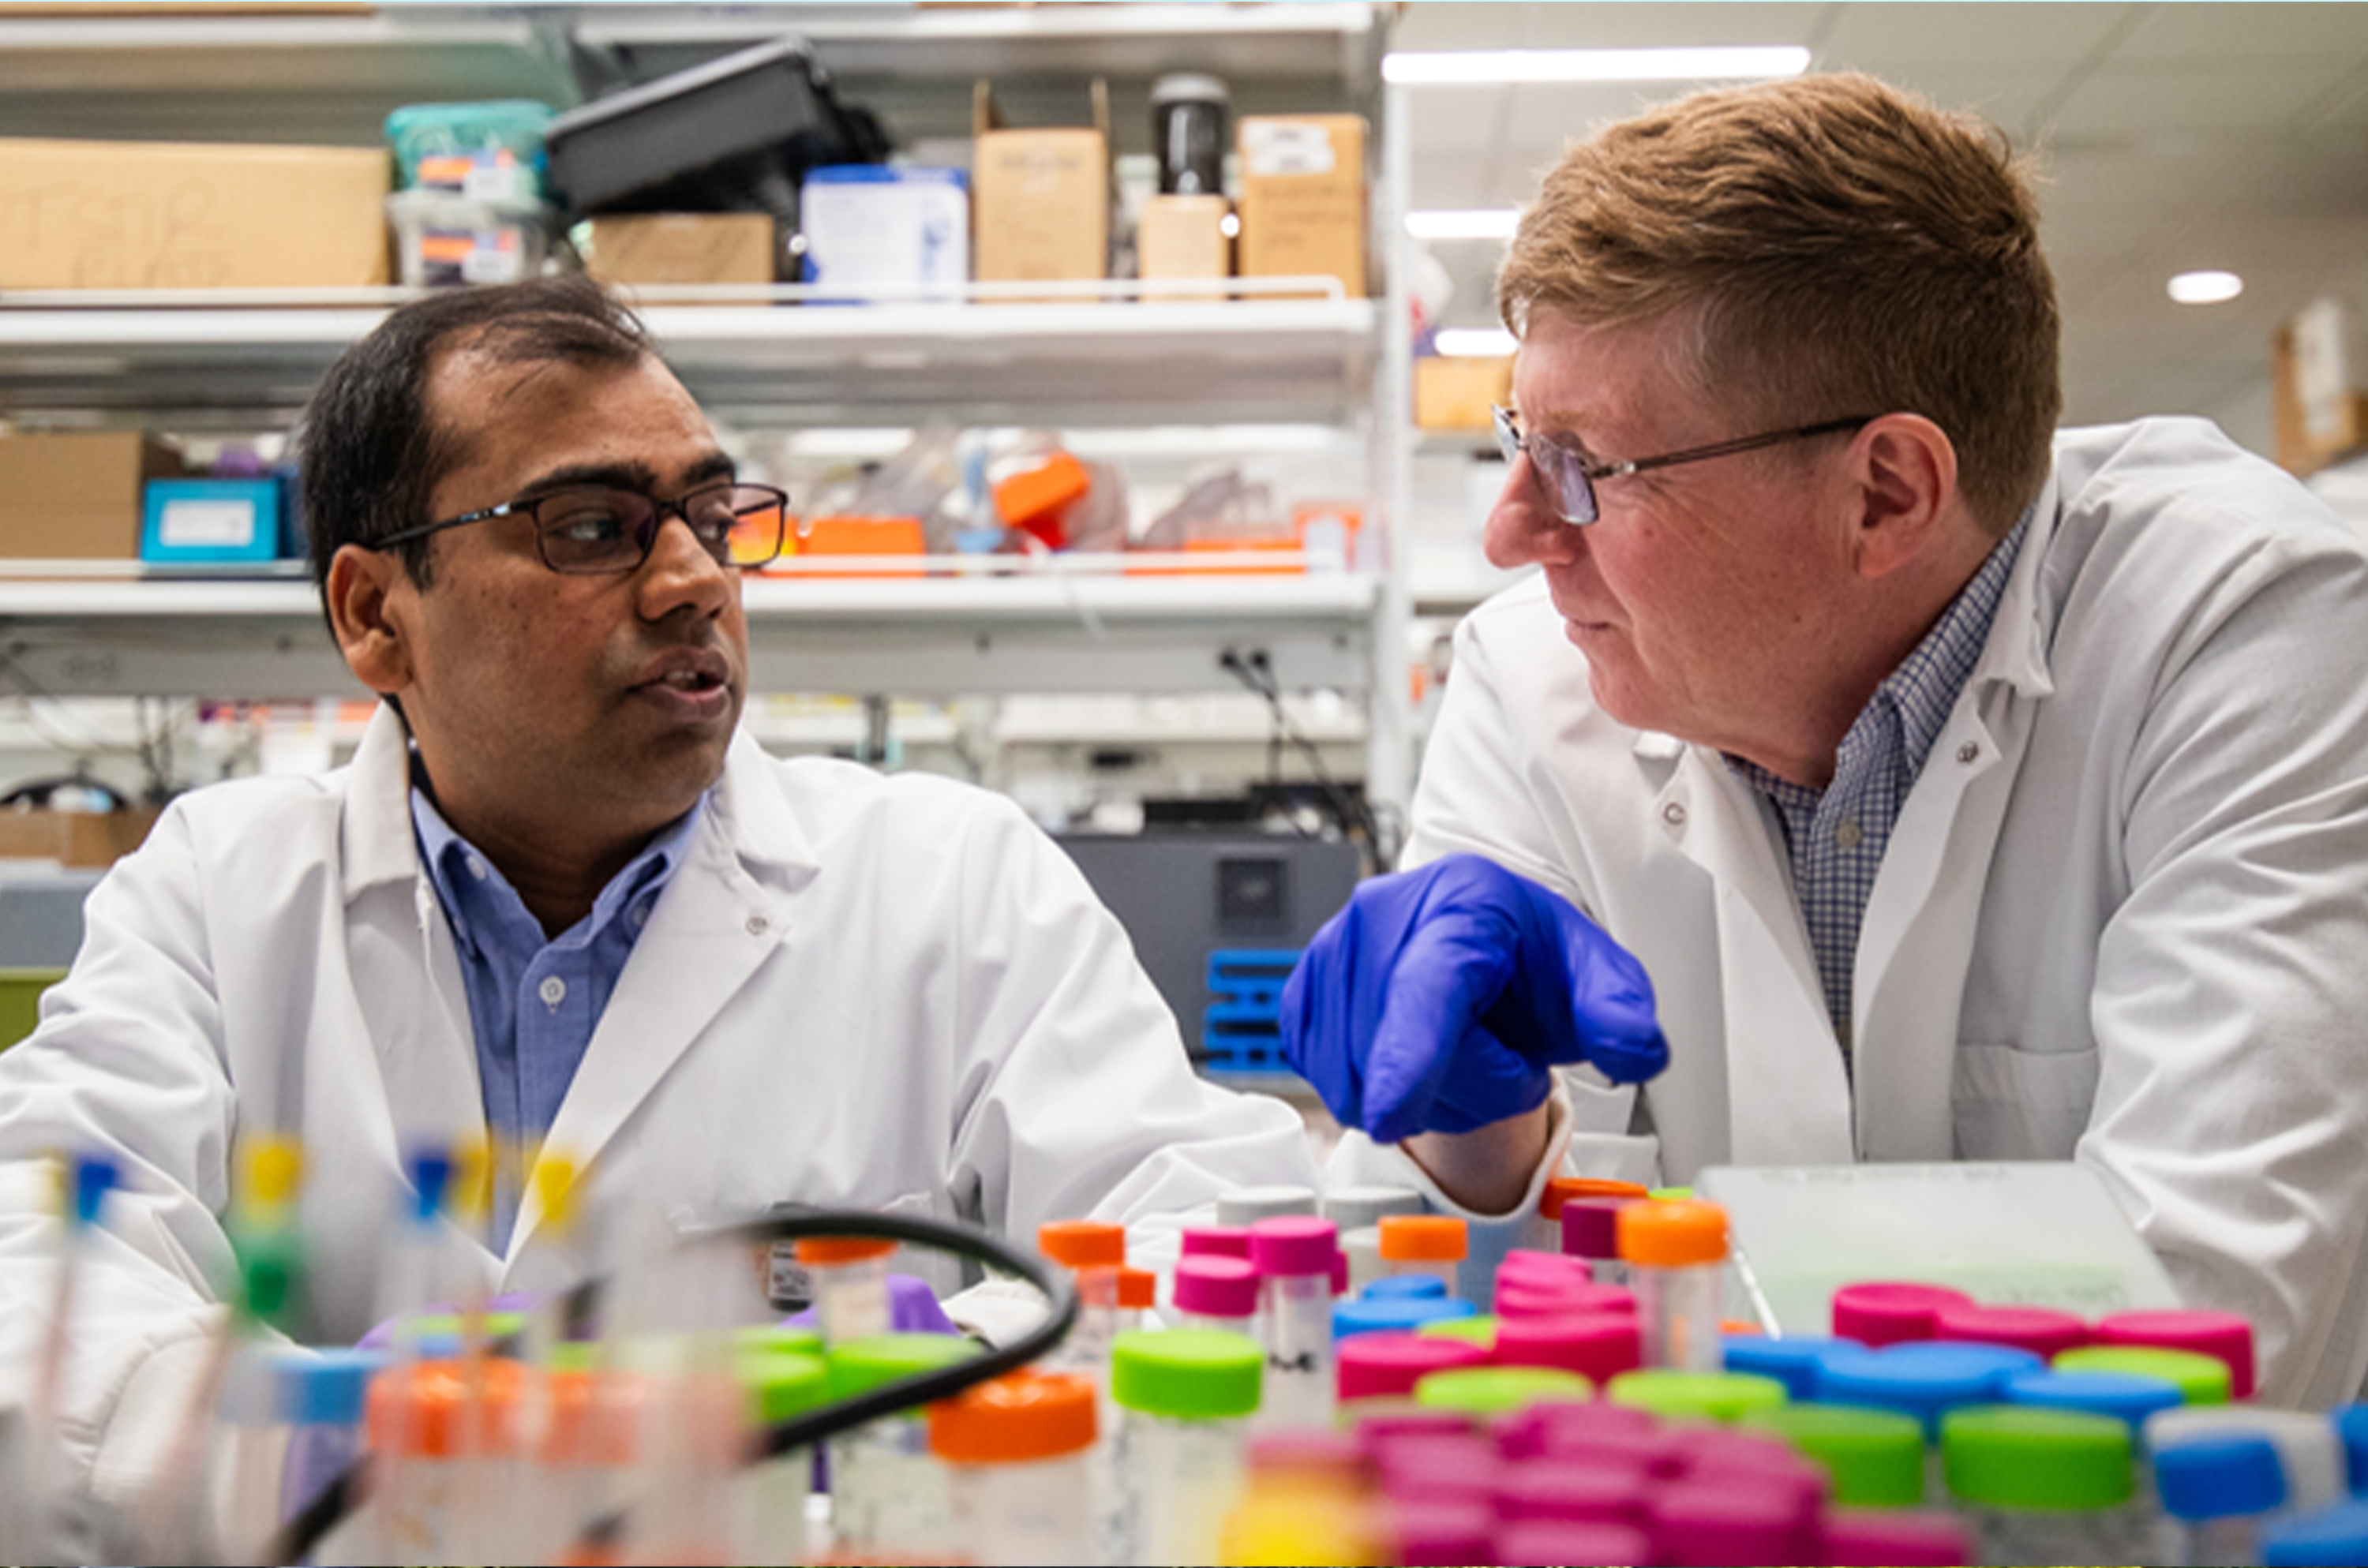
0 276 1317 1504
1289 73 2368 1407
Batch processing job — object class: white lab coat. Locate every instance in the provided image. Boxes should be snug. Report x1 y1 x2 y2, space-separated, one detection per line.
1392 417 2368 1408
0 704 1317 1497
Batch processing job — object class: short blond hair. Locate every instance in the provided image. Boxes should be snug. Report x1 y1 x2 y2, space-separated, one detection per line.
1498 72 2059 534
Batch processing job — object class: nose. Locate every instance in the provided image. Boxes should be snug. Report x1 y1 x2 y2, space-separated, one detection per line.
1482 457 1585 571
635 512 736 622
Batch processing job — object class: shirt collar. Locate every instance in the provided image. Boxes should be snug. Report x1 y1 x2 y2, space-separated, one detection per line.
408 752 708 952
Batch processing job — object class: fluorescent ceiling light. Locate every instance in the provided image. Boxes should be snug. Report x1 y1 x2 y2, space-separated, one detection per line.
1407 208 1521 241
1434 327 1519 358
2168 269 2243 305
1384 47 1812 86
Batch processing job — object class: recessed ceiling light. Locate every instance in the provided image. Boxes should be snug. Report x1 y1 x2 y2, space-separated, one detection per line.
2168 270 2243 305
1406 208 1522 241
1434 327 1519 358
1383 47 1812 86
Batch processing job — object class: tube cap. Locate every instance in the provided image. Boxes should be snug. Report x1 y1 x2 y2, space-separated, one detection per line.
1035 1219 1126 1269
1616 1198 1728 1266
1490 1458 1650 1523
1816 1508 1976 1566
1415 1313 1498 1353
1379 1213 1468 1263
1363 1273 1449 1300
1336 1330 1491 1402
823 1333 980 1407
1816 1342 2043 1438
1077 1264 1156 1311
928 1370 1096 1464
1110 1327 1261 1420
1540 1175 1651 1219
2053 1343 2232 1405
1928 1302 2090 1360
1390 1499 1493 1568
1722 1334 1872 1401
2263 1499 2368 1566
1494 1521 1654 1568
1941 1405 2134 1510
1495 1279 1635 1320
1498 1249 1593 1289
1743 1403 1925 1508
2156 1431 2287 1521
365 1356 530 1458
741 1349 831 1428
1173 1254 1259 1319
2093 1308 2257 1400
1179 1223 1253 1259
793 1235 896 1267
279 1348 389 1428
1216 1184 1318 1226
1829 1281 1977 1347
2001 1368 2185 1431
1646 1476 1818 1568
1606 1368 1789 1424
1247 1214 1338 1277
1414 1365 1591 1418
1559 1196 1635 1262
1494 1312 1641 1383
1334 1294 1478 1341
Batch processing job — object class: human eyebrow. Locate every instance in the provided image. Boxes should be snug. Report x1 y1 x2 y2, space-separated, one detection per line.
513 460 661 497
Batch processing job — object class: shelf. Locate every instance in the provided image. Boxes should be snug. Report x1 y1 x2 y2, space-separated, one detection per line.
0 294 1377 430
0 572 1377 701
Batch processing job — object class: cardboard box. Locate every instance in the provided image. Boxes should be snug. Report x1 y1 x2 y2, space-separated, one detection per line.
0 137 389 290
1414 355 1515 432
0 432 186 560
972 80 1109 298
583 212 779 290
1137 194 1231 298
2272 298 2368 477
0 808 159 868
1237 114 1367 299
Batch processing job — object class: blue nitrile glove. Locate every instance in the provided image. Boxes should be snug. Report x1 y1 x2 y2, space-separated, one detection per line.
1280 853 1669 1143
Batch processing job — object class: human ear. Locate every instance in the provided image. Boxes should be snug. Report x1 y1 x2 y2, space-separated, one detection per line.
325 543 417 696
1847 414 1958 580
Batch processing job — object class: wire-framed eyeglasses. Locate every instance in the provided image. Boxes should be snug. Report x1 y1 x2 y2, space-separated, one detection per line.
368 481 792 574
1491 405 1877 526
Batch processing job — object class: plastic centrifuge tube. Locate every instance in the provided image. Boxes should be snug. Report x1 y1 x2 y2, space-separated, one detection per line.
929 1370 1099 1567
1110 1328 1262 1566
2155 1430 2287 1568
1943 1403 2153 1566
823 1332 981 1563
796 1234 896 1345
1248 1216 1339 1432
733 1349 829 1568
1172 1255 1261 1335
1377 1214 1467 1299
1616 1196 1729 1372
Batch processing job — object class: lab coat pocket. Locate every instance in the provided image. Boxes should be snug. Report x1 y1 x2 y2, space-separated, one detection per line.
1952 1040 2099 1159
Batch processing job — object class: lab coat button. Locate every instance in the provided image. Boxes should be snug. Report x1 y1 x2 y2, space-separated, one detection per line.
1662 803 1687 828
1958 741 1981 764
746 914 770 936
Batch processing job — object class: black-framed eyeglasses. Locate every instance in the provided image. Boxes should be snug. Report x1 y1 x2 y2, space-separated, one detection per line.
368 481 791 575
1491 405 1878 526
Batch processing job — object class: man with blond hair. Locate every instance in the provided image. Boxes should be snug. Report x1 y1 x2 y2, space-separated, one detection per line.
1290 73 2368 1407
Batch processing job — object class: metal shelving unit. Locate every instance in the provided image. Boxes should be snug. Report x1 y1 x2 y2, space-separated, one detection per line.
0 2 1414 820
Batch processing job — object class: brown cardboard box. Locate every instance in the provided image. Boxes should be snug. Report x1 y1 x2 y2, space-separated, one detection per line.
1137 194 1231 298
0 432 186 559
0 137 390 290
1414 356 1515 432
582 213 779 289
972 80 1109 297
0 808 159 867
1237 114 1367 299
2272 299 2368 477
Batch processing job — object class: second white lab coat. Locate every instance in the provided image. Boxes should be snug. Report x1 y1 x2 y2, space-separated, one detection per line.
1396 418 2368 1408
0 704 1317 1497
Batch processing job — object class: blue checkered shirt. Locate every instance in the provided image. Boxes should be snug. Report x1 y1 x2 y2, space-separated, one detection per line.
1726 514 2029 1051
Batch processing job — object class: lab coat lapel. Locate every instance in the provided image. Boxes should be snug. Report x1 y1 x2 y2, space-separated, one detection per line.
1654 746 1854 1164
339 704 485 1158
1854 479 2061 1159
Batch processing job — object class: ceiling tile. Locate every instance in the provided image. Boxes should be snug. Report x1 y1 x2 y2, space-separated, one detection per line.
1811 2 2145 71
2044 62 2367 138
2113 2 2368 65
1511 2 1827 48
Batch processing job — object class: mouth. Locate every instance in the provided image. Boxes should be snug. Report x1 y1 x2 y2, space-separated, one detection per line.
631 647 736 709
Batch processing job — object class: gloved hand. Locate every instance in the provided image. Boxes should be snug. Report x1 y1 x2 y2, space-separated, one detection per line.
1280 853 1668 1143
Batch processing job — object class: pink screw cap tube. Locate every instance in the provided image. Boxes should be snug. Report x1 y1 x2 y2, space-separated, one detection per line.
1930 1302 2091 1361
1831 1281 1978 1348
1336 1330 1489 1405
1493 1312 1643 1384
1171 1255 1258 1333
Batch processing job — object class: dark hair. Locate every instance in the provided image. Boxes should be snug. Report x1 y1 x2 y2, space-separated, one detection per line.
297 274 653 597
1498 73 2060 534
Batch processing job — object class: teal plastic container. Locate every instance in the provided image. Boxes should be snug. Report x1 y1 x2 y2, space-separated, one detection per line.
384 100 556 200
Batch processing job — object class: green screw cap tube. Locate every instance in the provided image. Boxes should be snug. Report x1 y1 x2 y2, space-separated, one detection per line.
1413 1365 1592 1416
2052 1345 2232 1406
824 1333 981 1412
1943 1405 2134 1510
1109 1328 1262 1420
1608 1368 1789 1424
743 1350 832 1428
1745 1402 1927 1507
1415 1313 1500 1352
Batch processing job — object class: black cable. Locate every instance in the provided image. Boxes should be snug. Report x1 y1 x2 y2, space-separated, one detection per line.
1220 646 1388 861
272 1207 1077 1564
